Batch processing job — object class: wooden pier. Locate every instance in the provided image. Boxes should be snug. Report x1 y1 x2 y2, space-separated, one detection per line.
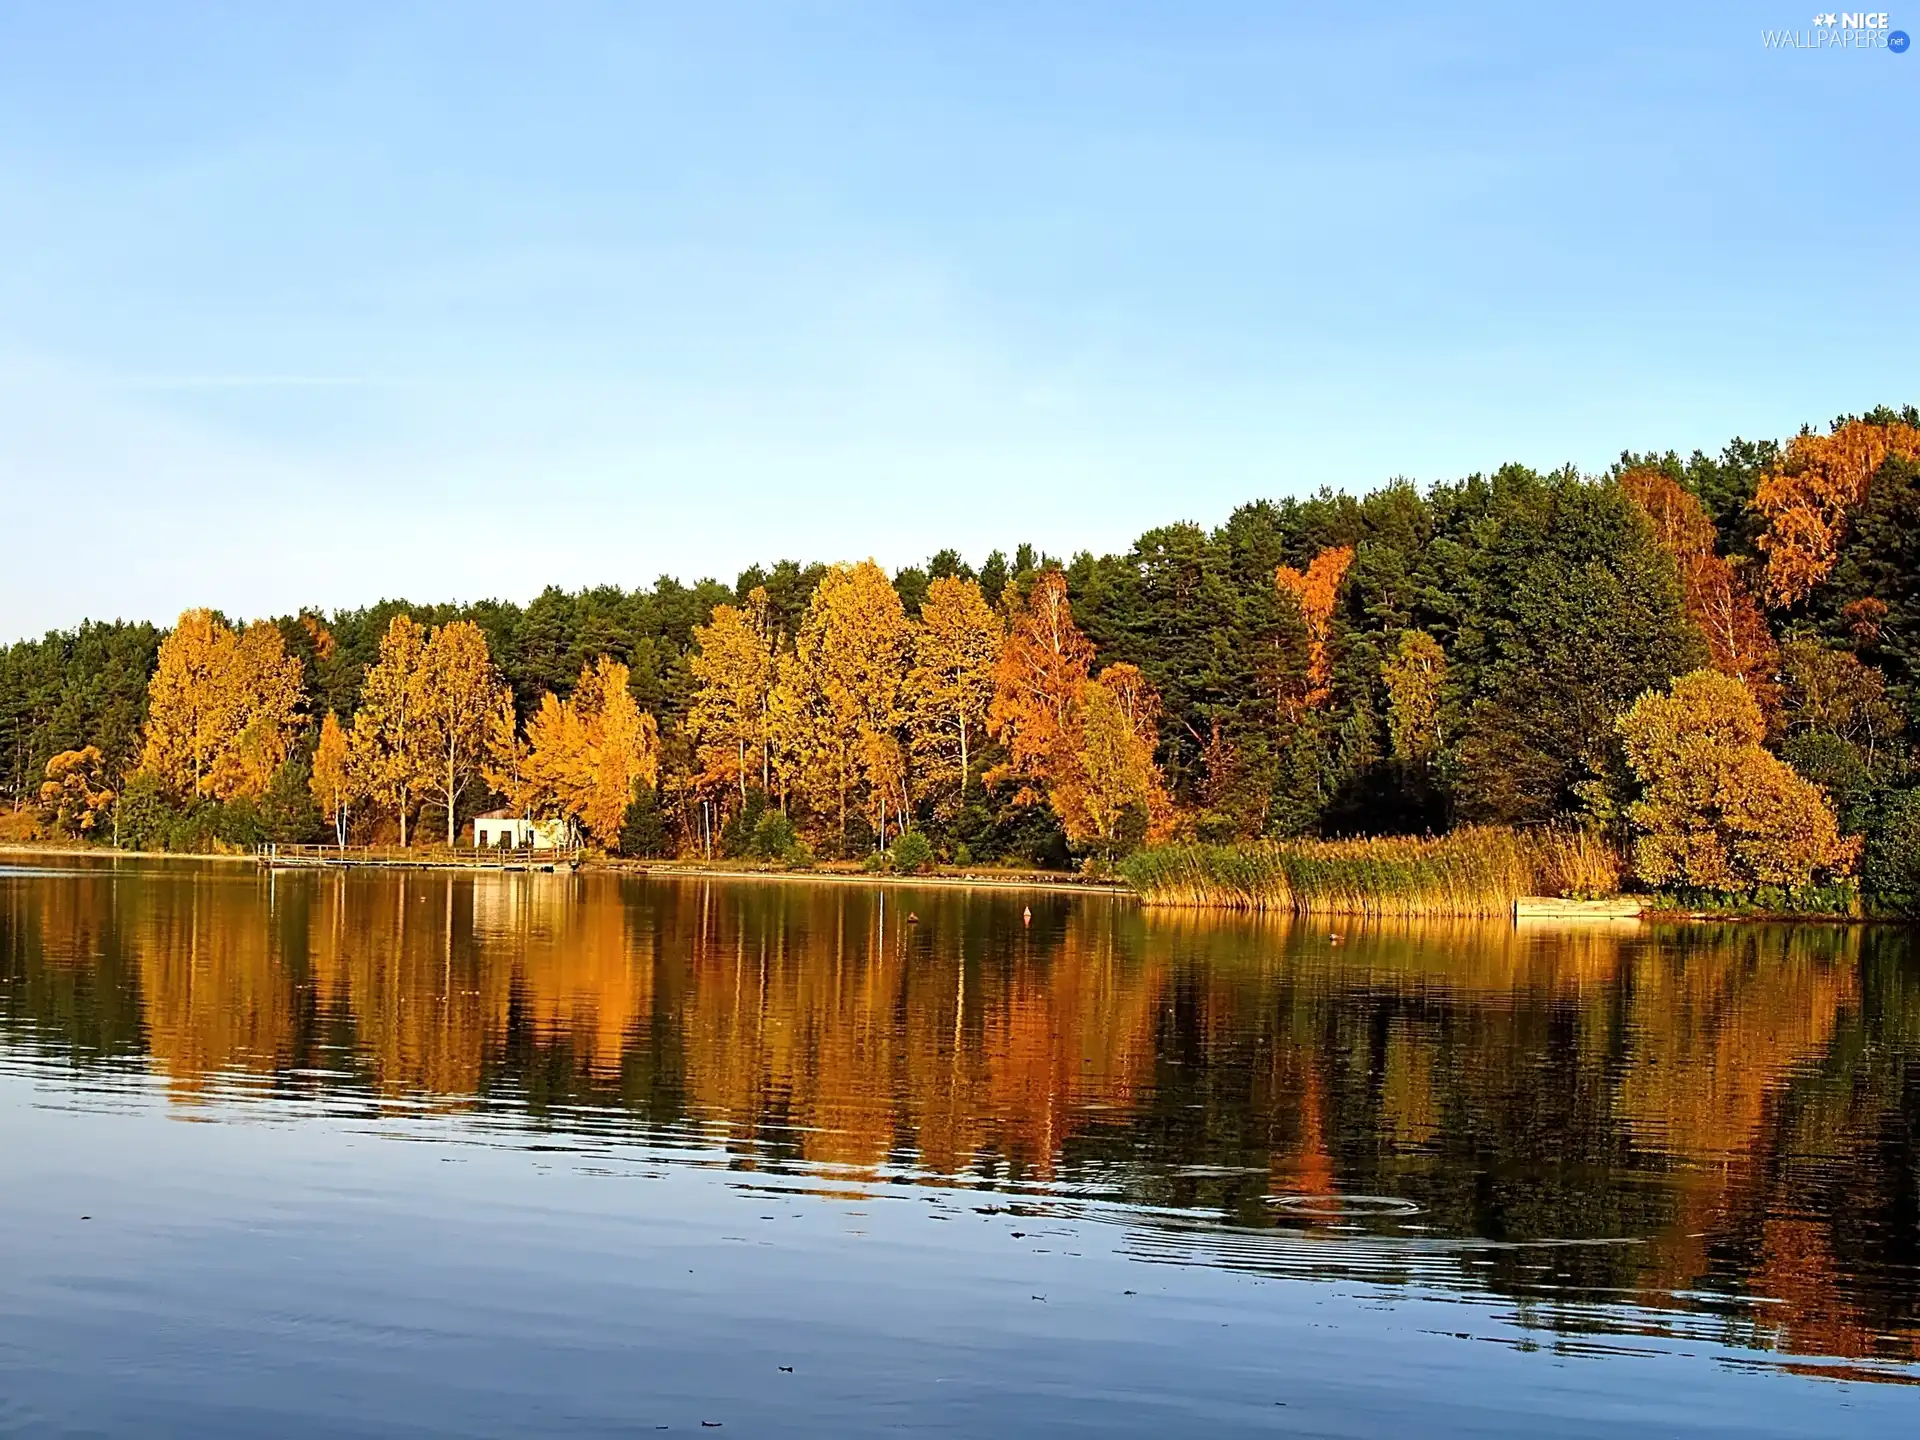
1514 896 1643 921
257 844 586 873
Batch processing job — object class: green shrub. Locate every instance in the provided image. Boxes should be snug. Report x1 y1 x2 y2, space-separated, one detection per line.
889 830 934 875
260 758 322 844
1865 790 1920 916
749 809 799 863
116 773 176 852
719 790 770 859
618 784 674 857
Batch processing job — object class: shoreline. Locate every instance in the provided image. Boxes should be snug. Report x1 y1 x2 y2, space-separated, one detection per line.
0 843 256 866
4 844 1906 919
599 858 1133 897
0 842 1132 897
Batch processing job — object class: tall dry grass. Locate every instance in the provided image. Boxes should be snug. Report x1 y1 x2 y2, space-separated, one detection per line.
1119 826 1622 917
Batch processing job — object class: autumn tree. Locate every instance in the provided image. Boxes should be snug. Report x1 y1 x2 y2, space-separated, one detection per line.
687 587 774 803
415 620 514 847
511 658 661 847
1051 663 1176 855
1621 467 1777 705
986 569 1094 806
1776 639 1905 791
1274 545 1353 716
767 647 855 836
512 692 592 832
39 747 114 837
576 657 660 844
1778 641 1900 747
905 576 1003 816
141 609 304 801
351 614 429 846
772 561 913 847
1617 669 1859 893
309 711 357 848
1381 630 1446 765
1754 420 1920 606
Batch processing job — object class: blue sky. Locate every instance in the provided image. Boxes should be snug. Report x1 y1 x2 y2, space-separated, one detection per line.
0 2 1912 640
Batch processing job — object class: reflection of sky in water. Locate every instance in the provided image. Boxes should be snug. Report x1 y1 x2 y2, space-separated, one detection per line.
2 859 1919 1434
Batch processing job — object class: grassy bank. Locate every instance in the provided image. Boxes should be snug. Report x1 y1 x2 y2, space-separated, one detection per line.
1119 827 1620 918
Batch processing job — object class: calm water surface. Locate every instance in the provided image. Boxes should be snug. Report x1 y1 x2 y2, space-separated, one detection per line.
3 857 1919 1436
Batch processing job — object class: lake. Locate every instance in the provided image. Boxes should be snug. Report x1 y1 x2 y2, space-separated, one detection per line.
2 856 1917 1436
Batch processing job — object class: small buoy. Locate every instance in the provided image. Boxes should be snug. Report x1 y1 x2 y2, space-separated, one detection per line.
1022 906 1032 926
906 912 919 924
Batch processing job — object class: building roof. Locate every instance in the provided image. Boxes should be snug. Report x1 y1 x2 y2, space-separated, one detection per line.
474 808 521 821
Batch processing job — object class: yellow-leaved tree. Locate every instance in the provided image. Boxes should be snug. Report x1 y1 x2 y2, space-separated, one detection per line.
575 657 660 844
415 620 515 847
509 658 660 847
39 748 115 837
771 561 913 848
687 587 774 804
1381 630 1446 765
309 711 358 848
141 609 304 801
905 576 1003 818
1050 663 1176 855
767 646 854 834
1617 669 1859 893
351 614 429 846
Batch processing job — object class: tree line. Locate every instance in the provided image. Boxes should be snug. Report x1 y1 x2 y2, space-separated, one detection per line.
5 404 1919 907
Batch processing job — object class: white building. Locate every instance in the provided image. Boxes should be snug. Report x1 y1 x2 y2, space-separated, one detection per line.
473 809 574 850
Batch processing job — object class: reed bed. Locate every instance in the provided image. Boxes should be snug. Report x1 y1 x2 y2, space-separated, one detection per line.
1119 826 1622 917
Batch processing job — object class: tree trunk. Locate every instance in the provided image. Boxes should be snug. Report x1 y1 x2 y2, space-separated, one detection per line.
959 716 970 804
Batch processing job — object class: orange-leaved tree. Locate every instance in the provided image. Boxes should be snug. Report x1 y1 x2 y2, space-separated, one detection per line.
575 657 660 844
1620 467 1777 706
1617 669 1858 893
1274 545 1354 716
141 609 304 801
987 572 1176 853
510 658 660 846
1753 420 1920 606
986 569 1094 807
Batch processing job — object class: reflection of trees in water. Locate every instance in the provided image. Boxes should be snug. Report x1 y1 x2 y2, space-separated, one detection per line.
0 870 146 1064
2 870 1918 1367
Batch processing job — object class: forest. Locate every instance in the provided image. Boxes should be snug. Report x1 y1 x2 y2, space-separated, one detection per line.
4 404 1919 913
